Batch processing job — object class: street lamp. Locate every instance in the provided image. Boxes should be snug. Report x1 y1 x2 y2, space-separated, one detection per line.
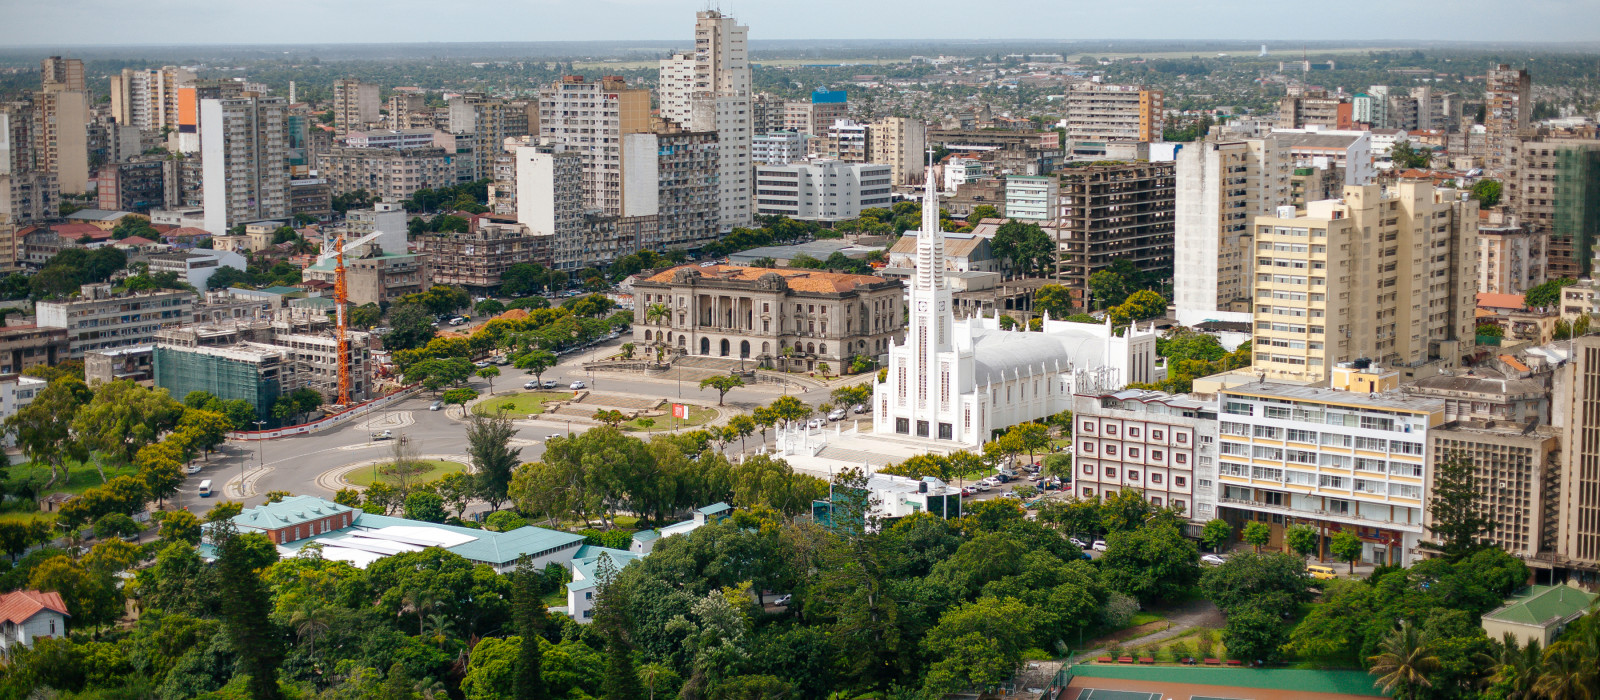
249 420 266 498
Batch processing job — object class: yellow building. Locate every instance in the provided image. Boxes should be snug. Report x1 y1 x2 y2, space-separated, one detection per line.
1249 181 1478 383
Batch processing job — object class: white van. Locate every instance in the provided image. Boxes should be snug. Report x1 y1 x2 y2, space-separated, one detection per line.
198 480 213 498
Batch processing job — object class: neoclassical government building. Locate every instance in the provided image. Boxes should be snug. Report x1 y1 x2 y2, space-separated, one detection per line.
630 264 906 372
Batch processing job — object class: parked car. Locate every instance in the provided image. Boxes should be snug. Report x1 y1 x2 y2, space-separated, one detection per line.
806 418 823 430
523 381 538 390
960 487 974 497
184 464 203 475
1201 554 1228 566
429 401 443 411
852 403 867 414
974 482 992 492
1001 491 1021 500
1069 537 1088 549
1091 540 1108 552
474 361 491 369
1307 565 1339 580
570 380 586 390
827 408 847 421
773 594 792 607
542 380 559 389
547 433 564 441
449 317 467 326
371 430 393 441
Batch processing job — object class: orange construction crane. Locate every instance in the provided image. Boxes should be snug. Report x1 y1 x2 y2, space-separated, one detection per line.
333 235 351 405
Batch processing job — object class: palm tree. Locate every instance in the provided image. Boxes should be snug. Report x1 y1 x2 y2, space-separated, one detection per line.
1536 612 1600 700
638 662 679 700
645 302 670 326
290 603 333 660
1487 633 1543 700
1369 621 1440 700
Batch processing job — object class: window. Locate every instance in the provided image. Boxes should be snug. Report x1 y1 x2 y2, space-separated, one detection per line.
1254 425 1281 439
1286 449 1317 465
1176 433 1187 443
1174 476 1187 487
1081 421 1096 433
1287 428 1317 443
1264 406 1291 419
1220 421 1250 437
1199 478 1214 489
1082 487 1095 497
1355 436 1388 451
1151 473 1163 484
1391 440 1424 456
1152 430 1164 441
1321 432 1353 447
1355 458 1386 473
1175 451 1189 465
1319 474 1348 489
1285 469 1316 486
1128 470 1141 481
1128 448 1141 458
1129 427 1141 438
1321 454 1351 469
1173 499 1186 512
1151 496 1163 506
1105 445 1117 456
1389 461 1423 478
1152 450 1164 461
1224 401 1254 416
1252 446 1283 460
1105 468 1117 479
1221 462 1249 477
1220 442 1249 456
1389 483 1422 499
1082 464 1094 475
1252 466 1283 481
1105 425 1118 435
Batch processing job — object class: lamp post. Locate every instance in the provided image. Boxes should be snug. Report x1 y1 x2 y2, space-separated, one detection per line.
249 420 266 498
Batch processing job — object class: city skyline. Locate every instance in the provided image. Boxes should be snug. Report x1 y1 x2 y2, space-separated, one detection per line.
3 0 1599 47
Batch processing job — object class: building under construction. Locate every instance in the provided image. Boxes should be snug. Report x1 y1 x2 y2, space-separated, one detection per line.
150 312 372 419
1511 135 1600 278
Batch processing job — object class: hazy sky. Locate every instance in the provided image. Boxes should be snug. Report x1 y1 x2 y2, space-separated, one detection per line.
3 0 1598 46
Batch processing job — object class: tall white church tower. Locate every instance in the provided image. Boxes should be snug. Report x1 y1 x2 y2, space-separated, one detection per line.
889 158 960 439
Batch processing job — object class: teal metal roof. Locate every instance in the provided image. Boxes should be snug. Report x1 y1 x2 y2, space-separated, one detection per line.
1484 585 1599 626
233 495 357 531
697 502 732 516
353 512 587 565
566 547 641 592
632 530 662 543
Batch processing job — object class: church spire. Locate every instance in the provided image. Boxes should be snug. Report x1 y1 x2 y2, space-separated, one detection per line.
915 143 945 292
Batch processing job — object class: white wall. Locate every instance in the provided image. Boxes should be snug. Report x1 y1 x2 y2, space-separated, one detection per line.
200 99 228 235
622 133 660 218
515 147 556 234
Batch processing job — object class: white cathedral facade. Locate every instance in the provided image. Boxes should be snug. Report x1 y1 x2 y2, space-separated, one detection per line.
872 164 1160 447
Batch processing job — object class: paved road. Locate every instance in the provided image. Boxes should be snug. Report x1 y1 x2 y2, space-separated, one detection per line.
178 342 838 510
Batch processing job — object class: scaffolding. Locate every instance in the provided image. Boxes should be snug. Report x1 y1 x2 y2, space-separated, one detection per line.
1552 145 1600 276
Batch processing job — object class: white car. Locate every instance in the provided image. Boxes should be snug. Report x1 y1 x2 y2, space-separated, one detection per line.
807 418 823 430
1069 537 1088 549
974 482 992 492
1091 540 1108 552
773 594 792 606
184 464 202 475
570 380 586 390
1001 491 1021 500
1201 554 1228 566
524 381 538 390
827 408 847 421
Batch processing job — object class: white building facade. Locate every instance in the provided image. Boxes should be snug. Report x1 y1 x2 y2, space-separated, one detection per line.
873 165 1159 446
753 160 892 223
1072 389 1218 518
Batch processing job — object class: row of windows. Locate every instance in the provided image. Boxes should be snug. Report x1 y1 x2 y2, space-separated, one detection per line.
1076 422 1190 444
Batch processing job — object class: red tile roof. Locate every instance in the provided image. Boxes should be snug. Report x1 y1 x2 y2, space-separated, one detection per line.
116 236 158 246
642 264 888 294
0 590 68 624
164 227 211 238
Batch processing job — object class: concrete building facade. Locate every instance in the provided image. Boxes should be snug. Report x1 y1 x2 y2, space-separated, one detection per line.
538 76 651 216
1054 162 1176 312
315 146 456 202
1072 389 1219 518
36 284 196 358
753 160 892 223
201 96 289 234
1174 135 1293 324
867 116 927 187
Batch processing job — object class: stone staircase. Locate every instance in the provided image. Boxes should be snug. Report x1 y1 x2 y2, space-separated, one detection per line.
815 445 892 468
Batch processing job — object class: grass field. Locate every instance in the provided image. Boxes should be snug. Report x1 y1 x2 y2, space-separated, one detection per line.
9 459 139 498
473 391 573 418
623 404 716 432
346 460 468 488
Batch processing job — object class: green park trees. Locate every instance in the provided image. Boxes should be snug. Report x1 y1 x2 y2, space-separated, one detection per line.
698 373 745 405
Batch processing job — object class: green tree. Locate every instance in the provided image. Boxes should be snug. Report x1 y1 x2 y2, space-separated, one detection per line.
1098 524 1199 604
467 410 522 512
1523 278 1575 310
159 509 202 545
1368 621 1439 700
1425 452 1491 558
1201 518 1233 553
1243 521 1272 553
1331 531 1365 573
990 220 1055 277
513 348 558 385
922 596 1039 692
385 303 438 351
1476 323 1505 338
511 557 548 699
6 378 91 487
699 374 746 405
1286 523 1319 558
442 387 479 411
967 204 1001 221
1200 552 1311 618
404 490 447 523
1470 179 1503 208
1388 140 1432 169
1033 283 1075 318
1224 606 1290 663
477 365 501 394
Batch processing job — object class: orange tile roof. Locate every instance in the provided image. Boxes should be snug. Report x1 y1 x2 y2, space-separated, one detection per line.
1477 292 1527 311
1499 355 1531 372
0 590 68 624
642 264 889 294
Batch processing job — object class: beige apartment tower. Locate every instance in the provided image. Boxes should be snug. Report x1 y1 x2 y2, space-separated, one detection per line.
1553 336 1600 577
1249 182 1478 383
868 117 927 187
538 76 650 216
332 79 380 136
1485 64 1531 179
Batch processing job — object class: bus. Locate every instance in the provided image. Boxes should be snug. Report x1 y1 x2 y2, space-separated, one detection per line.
198 480 213 498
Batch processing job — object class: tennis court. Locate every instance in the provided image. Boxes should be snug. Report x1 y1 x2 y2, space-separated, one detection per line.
1072 691 1250 700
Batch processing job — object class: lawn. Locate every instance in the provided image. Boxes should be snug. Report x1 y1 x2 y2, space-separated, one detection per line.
623 404 716 432
8 459 140 498
0 505 53 526
473 391 573 418
346 460 468 488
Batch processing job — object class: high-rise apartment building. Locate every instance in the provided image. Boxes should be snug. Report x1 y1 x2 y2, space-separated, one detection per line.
1210 362 1440 566
515 144 585 271
37 284 196 358
1072 389 1218 518
1509 135 1600 278
752 132 809 165
35 74 90 195
1054 162 1176 311
1276 92 1350 130
0 101 57 225
448 93 534 182
658 11 754 231
1485 64 1531 179
1062 83 1163 157
109 66 194 129
201 96 290 234
332 79 380 136
385 94 429 130
40 57 84 92
867 117 926 187
623 126 720 252
538 76 650 216
174 80 244 154
1552 335 1600 578
1248 182 1478 383
813 119 868 162
1478 220 1549 295
1174 134 1293 323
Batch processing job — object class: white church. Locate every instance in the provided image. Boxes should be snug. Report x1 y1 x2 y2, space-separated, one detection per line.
871 163 1161 447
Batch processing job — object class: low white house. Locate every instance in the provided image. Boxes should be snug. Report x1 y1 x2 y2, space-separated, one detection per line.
563 502 735 623
146 249 249 290
0 590 68 653
0 376 46 447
